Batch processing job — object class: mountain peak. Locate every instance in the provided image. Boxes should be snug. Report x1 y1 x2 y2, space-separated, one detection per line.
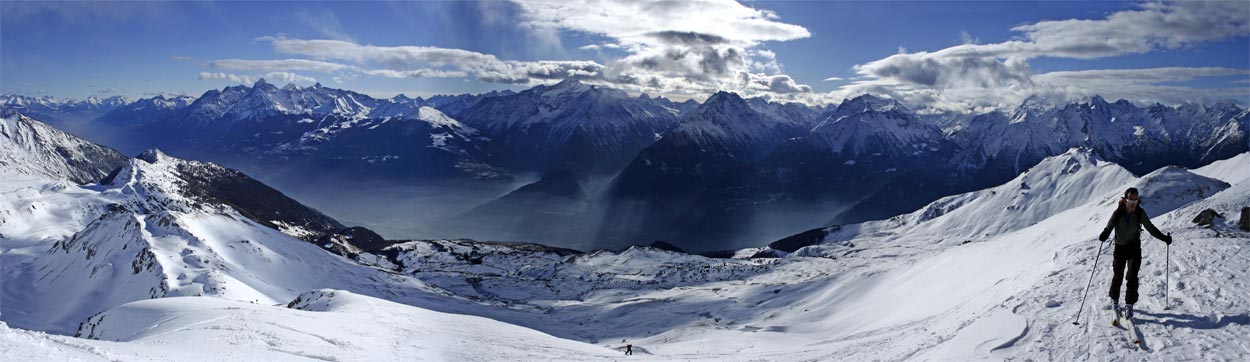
253 78 270 87
705 90 745 104
1085 95 1111 108
541 79 593 96
136 148 170 164
838 94 904 114
553 78 585 88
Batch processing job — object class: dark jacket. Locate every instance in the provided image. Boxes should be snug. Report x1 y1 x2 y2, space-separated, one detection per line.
1100 205 1168 246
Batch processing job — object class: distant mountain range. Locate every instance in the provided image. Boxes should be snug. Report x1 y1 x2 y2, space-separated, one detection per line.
3 80 1245 251
0 94 130 130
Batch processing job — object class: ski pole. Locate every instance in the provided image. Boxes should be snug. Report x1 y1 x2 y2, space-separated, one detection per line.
1165 237 1170 310
1073 239 1108 326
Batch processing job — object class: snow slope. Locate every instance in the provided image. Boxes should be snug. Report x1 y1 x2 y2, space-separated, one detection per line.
758 148 1137 255
1193 152 1250 185
0 291 616 362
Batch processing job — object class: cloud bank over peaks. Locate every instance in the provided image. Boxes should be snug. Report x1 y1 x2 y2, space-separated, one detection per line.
832 1 1250 113
191 0 822 104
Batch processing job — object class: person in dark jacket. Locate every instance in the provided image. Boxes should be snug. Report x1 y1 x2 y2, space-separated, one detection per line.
1099 187 1172 319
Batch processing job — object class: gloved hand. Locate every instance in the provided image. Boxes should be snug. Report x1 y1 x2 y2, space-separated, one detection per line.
1162 234 1173 244
1098 233 1109 242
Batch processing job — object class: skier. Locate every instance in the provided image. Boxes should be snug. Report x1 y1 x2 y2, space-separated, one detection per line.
1098 187 1172 322
625 344 633 356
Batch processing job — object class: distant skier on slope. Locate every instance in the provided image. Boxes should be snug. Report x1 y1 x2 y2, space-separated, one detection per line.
1098 187 1172 321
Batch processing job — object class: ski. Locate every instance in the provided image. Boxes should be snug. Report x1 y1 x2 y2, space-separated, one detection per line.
1123 314 1143 347
1109 306 1139 348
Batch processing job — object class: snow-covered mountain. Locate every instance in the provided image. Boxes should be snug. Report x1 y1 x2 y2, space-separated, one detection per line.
616 94 951 250
273 106 510 182
0 141 429 334
27 78 1250 255
425 89 516 118
4 113 1250 360
88 94 196 127
455 79 690 173
86 80 510 181
598 91 822 248
99 149 378 250
761 148 1228 256
657 94 1248 250
953 95 1249 176
0 110 128 184
810 94 953 160
0 94 129 129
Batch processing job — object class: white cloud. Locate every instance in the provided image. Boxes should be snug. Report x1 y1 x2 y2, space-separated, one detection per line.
511 0 810 46
508 0 817 100
836 1 1250 111
193 1 817 102
361 69 469 79
823 77 843 82
209 59 349 73
260 71 317 84
1031 67 1250 105
198 72 252 83
197 71 317 85
256 36 607 85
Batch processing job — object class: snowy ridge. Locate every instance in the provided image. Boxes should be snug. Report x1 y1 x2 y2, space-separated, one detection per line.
0 111 128 184
1 166 439 335
786 148 1226 257
672 91 812 153
1193 152 1250 185
184 80 376 123
812 94 950 158
952 96 1249 174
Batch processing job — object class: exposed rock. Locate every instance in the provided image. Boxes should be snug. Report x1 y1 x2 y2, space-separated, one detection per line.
1192 208 1224 226
645 241 686 253
767 226 837 253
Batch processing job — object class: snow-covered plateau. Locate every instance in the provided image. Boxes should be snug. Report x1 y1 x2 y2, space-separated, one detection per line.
2 113 1249 361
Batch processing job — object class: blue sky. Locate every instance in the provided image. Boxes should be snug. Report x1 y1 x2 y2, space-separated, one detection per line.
2 1 1247 111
